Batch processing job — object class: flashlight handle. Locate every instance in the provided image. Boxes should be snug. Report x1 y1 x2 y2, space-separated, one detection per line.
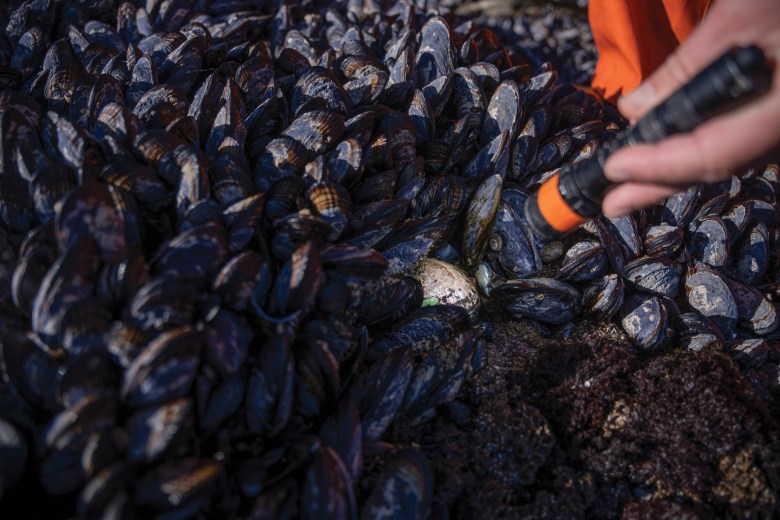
527 45 773 239
627 45 771 142
563 44 771 217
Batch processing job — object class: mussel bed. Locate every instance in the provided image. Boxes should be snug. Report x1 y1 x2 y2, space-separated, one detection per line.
0 0 778 518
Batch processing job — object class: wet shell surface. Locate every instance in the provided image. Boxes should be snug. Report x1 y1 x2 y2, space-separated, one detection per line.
0 0 777 517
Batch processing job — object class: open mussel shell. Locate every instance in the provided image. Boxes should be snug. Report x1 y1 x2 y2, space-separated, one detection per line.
492 278 581 325
413 258 481 322
474 258 503 297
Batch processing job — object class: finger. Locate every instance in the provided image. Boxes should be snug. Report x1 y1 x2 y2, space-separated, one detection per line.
602 182 685 218
617 1 745 121
605 84 780 185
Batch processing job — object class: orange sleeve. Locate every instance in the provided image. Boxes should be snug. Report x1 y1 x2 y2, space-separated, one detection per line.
589 0 713 103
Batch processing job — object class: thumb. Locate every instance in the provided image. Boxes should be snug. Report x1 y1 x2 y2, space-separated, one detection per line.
617 80 661 123
617 47 712 121
616 5 733 121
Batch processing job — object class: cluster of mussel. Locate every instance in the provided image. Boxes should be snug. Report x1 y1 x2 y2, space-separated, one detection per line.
0 0 505 517
480 168 780 354
0 0 777 518
454 0 596 85
507 5 596 85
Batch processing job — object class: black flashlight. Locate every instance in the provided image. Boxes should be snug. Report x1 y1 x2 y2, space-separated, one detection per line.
524 45 773 240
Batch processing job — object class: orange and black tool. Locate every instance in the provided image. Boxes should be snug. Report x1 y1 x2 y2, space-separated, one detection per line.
525 45 773 240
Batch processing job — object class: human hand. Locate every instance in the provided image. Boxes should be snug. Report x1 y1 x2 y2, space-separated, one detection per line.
601 0 780 218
